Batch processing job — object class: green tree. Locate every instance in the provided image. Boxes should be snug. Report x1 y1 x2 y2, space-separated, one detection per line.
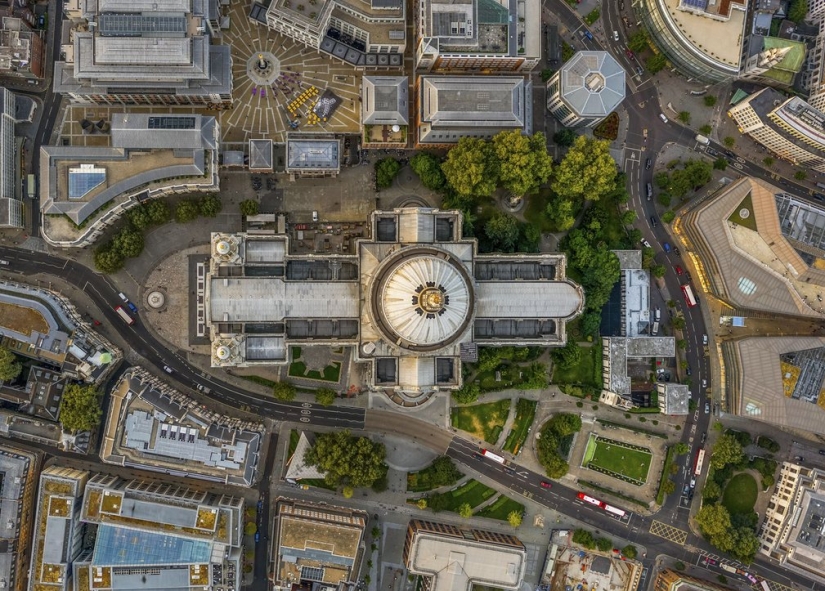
114 226 145 258
442 137 499 197
795 170 807 181
546 413 582 437
662 211 675 223
678 111 691 124
199 194 223 218
621 209 637 225
128 205 152 230
545 195 576 231
410 152 446 191
452 382 480 404
239 199 259 216
696 504 732 537
675 562 686 571
676 338 687 349
702 480 722 501
672 315 686 330
658 192 672 207
622 545 638 559
272 381 297 401
342 485 354 498
674 442 690 455
703 95 717 107
699 124 713 134
628 30 649 52
662 479 676 495
788 0 808 23
371 474 388 492
429 456 462 487
553 129 578 147
595 537 613 552
492 130 553 198
552 136 617 202
375 158 402 189
508 510 523 528
417 498 428 510
94 242 125 274
315 388 335 406
580 311 602 338
459 503 473 518
723 136 736 148
646 53 667 73
244 522 257 535
60 384 103 432
714 157 728 170
0 347 22 382
541 69 554 82
572 529 595 549
654 171 670 189
763 156 774 168
371 526 381 538
175 199 200 223
710 433 743 469
651 264 666 278
551 340 581 370
146 199 170 225
305 429 388 487
484 212 520 252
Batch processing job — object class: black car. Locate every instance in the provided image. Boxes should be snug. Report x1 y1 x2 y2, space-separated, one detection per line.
813 192 825 202
685 365 691 376
650 215 657 227
673 246 681 256
819 449 825 456
724 150 735 158
645 158 651 170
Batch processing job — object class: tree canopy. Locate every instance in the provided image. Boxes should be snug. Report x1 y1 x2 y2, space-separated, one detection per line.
551 340 581 370
441 137 499 197
710 433 743 469
199 194 223 218
314 388 336 406
410 152 446 191
459 503 473 518
94 242 125 274
239 199 259 216
272 381 296 401
788 0 808 23
696 504 759 562
0 346 22 382
452 382 480 404
375 158 402 189
553 129 578 147
507 510 523 528
545 195 577 232
551 136 617 203
175 199 200 223
491 130 553 197
536 413 581 478
60 384 103 432
484 212 520 252
305 429 388 487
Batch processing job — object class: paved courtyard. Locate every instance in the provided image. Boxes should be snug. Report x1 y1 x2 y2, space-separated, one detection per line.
221 2 364 144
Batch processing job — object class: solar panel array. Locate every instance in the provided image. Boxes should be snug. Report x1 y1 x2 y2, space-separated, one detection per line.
148 116 196 129
680 0 709 10
98 13 187 37
68 167 106 199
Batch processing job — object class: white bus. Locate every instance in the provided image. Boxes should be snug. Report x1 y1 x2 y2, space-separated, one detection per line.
481 449 505 464
115 305 135 326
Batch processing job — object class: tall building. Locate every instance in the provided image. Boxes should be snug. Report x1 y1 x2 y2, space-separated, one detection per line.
204 208 583 399
403 520 526 591
728 88 825 172
415 0 541 73
633 0 747 82
417 76 532 145
0 87 22 229
759 462 825 584
27 466 89 591
0 17 44 80
54 0 232 106
250 0 405 69
546 51 626 128
0 444 40 591
271 499 367 589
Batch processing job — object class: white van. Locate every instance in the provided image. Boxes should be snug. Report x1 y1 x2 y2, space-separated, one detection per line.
659 113 669 124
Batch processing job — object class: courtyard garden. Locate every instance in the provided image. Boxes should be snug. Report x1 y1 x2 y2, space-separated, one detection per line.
451 399 511 444
420 479 497 512
722 473 758 515
552 340 602 398
583 434 652 486
503 398 537 454
288 347 341 382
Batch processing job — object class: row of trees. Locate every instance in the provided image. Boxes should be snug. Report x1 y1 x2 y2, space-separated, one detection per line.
536 413 582 478
94 195 222 273
654 160 712 206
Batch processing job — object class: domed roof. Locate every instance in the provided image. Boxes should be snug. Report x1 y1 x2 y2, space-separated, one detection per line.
378 254 471 347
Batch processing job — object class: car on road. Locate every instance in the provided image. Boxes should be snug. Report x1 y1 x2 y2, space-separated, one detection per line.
584 30 593 40
682 485 690 495
650 216 657 228
255 532 260 543
196 383 205 391
706 147 719 157
701 431 707 444
163 366 173 374
779 178 789 186
127 302 138 314
645 157 651 169
613 31 619 41
675 265 683 275
813 192 825 202
503 467 515 475
724 150 735 158
0 260 8 266
540 481 552 489
701 557 717 566
795 455 804 462
636 66 644 76
703 334 708 345
819 449 825 456
690 477 696 488
92 319 102 326
312 210 319 222
673 246 681 256
646 182 653 200
705 401 711 414
663 242 671 253
659 113 669 123
641 239 651 249
702 379 708 388
38 15 45 28
744 574 758 584
118 292 128 302
625 49 633 59
686 365 692 376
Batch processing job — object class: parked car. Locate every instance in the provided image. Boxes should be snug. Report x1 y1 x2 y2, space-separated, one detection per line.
312 210 319 222
686 365 692 376
682 485 690 495
724 150 735 158
118 292 128 302
38 14 45 28
646 182 653 200
675 265 683 275
540 481 552 489
819 449 825 456
703 334 708 345
673 246 681 256
663 242 671 253
613 30 619 41
645 157 651 169
650 215 657 228
127 302 138 314
584 30 593 40
690 477 696 488
92 319 102 326
255 532 260 543
641 238 651 249
705 401 711 414
625 48 634 59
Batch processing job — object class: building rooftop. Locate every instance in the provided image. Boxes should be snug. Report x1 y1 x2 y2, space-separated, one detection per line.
664 0 747 70
92 524 213 566
545 545 642 591
420 76 528 127
110 114 218 151
0 443 37 590
658 383 690 415
560 51 625 117
286 137 340 171
249 139 273 171
362 76 409 125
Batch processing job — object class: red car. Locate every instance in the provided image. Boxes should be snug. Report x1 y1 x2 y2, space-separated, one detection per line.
92 319 102 326
675 266 683 275
540 481 552 489
625 48 634 59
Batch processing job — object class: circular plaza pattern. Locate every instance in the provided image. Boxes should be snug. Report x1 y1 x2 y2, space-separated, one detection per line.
373 249 474 351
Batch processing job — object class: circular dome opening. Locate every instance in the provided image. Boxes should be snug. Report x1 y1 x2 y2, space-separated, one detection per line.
216 346 231 360
216 240 231 255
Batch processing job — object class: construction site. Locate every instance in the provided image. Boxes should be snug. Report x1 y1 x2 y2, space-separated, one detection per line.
540 538 643 591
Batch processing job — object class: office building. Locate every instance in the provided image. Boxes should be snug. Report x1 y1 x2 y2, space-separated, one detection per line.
546 51 625 128
0 443 40 591
271 498 367 589
759 462 825 583
204 208 583 398
54 0 232 106
0 87 21 228
415 0 541 73
0 17 44 80
361 76 409 148
403 519 526 591
417 76 532 145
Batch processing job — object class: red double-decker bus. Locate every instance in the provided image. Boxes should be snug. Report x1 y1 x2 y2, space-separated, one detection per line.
681 284 698 308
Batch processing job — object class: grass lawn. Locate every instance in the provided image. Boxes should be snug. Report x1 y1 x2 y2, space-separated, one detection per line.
524 190 554 233
447 479 497 510
503 399 537 454
728 193 757 231
300 478 337 491
407 463 462 493
451 399 511 444
288 346 341 382
552 342 602 387
722 473 758 514
586 435 652 483
288 430 300 457
476 494 525 520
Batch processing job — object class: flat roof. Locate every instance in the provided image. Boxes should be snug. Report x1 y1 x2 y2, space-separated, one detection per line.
286 138 340 170
420 76 527 126
98 0 192 11
664 0 746 69
111 113 217 151
408 532 525 591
